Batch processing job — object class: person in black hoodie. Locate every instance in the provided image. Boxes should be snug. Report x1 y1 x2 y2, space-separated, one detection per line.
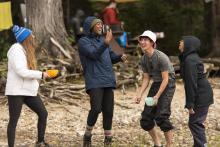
178 36 214 147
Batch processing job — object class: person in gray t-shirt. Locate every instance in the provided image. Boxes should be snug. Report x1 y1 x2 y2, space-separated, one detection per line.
141 49 175 82
135 30 176 147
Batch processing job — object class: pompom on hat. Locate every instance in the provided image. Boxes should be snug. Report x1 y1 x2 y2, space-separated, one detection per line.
12 25 32 43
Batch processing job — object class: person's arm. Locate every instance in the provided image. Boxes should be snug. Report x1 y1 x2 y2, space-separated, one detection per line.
154 54 171 99
184 59 197 109
109 49 122 64
154 71 169 99
10 47 42 79
78 30 112 60
135 73 150 104
78 37 108 60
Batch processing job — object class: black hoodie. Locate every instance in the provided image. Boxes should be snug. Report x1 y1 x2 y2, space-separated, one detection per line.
179 36 214 109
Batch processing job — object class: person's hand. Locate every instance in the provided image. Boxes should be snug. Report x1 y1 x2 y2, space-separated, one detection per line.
43 72 50 79
104 29 113 44
153 95 159 100
188 108 195 115
121 54 127 62
134 94 142 104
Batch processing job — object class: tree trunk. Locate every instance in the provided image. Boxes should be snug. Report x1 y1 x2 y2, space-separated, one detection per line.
204 0 213 54
206 0 220 57
26 0 77 61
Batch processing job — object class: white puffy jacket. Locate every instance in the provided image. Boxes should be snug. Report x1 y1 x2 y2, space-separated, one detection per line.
5 43 42 96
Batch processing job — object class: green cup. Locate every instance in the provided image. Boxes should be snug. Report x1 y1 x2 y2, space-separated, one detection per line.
145 97 157 106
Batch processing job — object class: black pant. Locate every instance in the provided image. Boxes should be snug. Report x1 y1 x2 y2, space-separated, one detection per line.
140 80 175 132
7 95 48 147
87 88 114 130
189 106 209 147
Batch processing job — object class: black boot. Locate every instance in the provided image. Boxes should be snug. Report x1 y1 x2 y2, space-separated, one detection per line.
35 141 50 147
104 136 113 146
83 134 92 147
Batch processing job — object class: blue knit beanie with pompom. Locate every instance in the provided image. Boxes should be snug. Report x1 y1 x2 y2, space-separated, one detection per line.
12 25 32 43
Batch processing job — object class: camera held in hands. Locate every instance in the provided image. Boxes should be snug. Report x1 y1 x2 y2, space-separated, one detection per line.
102 25 110 34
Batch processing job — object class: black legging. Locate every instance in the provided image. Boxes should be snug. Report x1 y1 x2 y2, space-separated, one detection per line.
7 95 48 147
87 88 114 130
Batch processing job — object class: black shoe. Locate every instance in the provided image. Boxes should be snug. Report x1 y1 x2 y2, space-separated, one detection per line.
35 141 50 147
83 134 92 147
153 145 163 147
104 136 113 146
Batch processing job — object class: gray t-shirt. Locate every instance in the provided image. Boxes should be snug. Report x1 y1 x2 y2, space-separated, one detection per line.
141 49 175 82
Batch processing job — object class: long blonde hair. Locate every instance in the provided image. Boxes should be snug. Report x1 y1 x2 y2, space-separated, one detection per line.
21 35 37 70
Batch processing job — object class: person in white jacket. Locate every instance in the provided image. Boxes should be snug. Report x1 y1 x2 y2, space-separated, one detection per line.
5 25 51 147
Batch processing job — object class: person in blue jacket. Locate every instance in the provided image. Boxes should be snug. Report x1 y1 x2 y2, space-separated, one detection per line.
78 16 127 147
178 36 214 147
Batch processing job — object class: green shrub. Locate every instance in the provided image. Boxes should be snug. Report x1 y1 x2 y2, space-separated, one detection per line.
0 36 10 61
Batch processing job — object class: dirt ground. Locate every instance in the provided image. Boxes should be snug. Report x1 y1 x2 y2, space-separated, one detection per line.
0 79 220 147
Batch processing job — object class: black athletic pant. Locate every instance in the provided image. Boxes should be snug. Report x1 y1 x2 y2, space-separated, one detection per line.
87 88 114 130
140 79 175 132
7 95 48 147
188 106 209 147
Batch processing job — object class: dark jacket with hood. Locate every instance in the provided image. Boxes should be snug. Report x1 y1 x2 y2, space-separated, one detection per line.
179 36 214 109
78 16 122 91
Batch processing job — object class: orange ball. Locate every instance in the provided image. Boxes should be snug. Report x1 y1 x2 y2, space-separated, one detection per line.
46 69 59 78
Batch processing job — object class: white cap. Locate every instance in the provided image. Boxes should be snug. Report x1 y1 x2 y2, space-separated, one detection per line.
139 30 157 43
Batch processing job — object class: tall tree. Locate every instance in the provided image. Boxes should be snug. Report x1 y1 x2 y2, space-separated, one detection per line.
26 0 77 61
210 0 220 57
204 0 220 57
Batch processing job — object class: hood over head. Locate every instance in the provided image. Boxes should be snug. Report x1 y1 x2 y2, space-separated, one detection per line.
183 36 201 55
83 16 102 36
179 36 201 62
